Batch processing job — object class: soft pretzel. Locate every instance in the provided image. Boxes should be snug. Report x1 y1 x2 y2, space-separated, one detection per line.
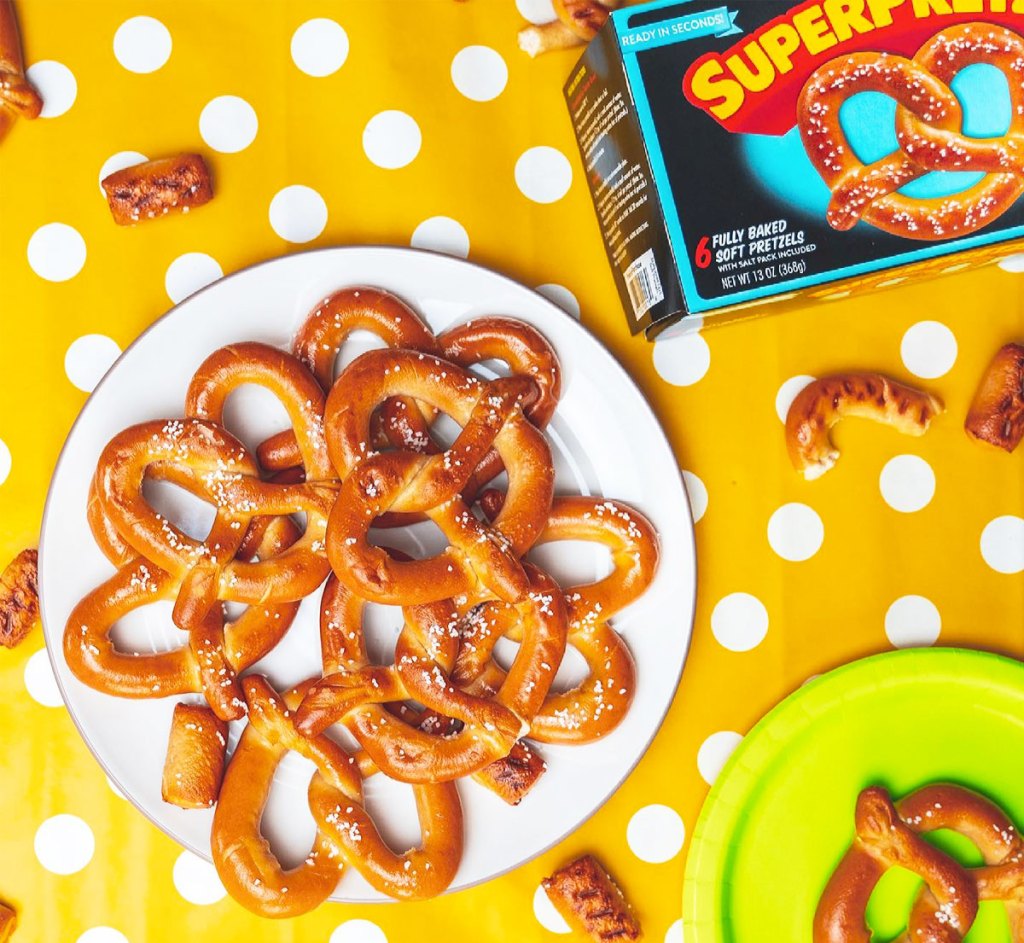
296 563 567 783
799 25 1024 239
0 903 14 943
161 702 228 809
965 343 1024 453
518 0 621 57
785 374 943 479
0 547 37 648
816 784 1024 943
815 786 978 943
0 0 41 143
463 492 657 744
325 349 552 605
211 675 462 914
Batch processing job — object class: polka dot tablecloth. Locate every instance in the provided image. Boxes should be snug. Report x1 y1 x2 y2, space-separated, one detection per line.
1 2 1022 942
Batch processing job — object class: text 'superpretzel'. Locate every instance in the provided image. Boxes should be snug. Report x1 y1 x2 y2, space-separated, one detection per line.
799 23 1024 241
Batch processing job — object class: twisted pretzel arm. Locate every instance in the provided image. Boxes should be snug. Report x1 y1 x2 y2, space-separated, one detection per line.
786 374 943 479
161 703 228 809
211 676 359 918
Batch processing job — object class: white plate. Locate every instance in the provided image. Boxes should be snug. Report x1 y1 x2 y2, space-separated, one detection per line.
39 247 696 902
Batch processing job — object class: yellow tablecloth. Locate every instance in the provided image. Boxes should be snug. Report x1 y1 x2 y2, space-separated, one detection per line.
1 2 1022 941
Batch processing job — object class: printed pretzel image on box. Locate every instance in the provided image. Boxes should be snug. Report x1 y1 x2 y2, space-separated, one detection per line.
565 0 1024 335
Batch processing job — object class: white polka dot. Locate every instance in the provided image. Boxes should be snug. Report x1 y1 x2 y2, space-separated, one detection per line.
27 223 86 282
97 151 148 194
24 649 63 707
165 253 223 304
516 0 558 23
767 503 824 562
451 46 508 101
711 593 769 653
76 929 130 943
652 333 711 387
533 885 571 934
173 851 226 905
26 61 76 118
536 284 580 319
998 253 1024 272
269 185 328 243
105 775 126 799
681 470 707 523
0 439 10 487
900 321 957 379
980 516 1024 574
291 18 349 77
65 335 121 393
515 146 573 203
775 375 815 423
627 805 685 863
664 918 683 943
34 815 94 875
363 111 421 169
879 455 935 513
697 731 743 785
410 216 470 258
330 919 389 943
113 16 171 73
199 95 258 153
885 595 941 648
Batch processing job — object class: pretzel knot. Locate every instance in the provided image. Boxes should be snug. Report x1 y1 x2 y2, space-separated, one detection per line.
799 23 1024 240
294 558 568 783
815 784 1024 943
324 348 554 605
210 675 462 916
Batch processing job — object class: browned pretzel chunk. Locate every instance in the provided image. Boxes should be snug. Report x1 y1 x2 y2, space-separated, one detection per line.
296 564 567 784
259 286 440 475
184 341 331 479
785 374 943 480
211 676 359 917
463 493 657 744
0 0 42 143
161 702 228 809
965 343 1024 453
101 154 214 226
0 548 37 649
814 786 978 943
553 0 616 39
542 854 642 942
325 348 553 605
0 902 14 943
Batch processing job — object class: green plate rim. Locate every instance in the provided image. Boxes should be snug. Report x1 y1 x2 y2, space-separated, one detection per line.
682 647 1024 942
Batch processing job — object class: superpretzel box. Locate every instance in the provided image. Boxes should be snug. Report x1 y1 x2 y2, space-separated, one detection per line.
565 0 1024 336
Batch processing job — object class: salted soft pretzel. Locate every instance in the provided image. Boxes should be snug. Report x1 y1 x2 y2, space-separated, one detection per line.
258 286 439 474
0 0 41 143
785 373 943 479
378 316 562 502
816 784 1024 943
799 25 1024 239
814 786 979 943
295 562 567 783
325 348 553 605
462 492 658 744
66 499 300 720
211 675 462 915
965 343 1024 453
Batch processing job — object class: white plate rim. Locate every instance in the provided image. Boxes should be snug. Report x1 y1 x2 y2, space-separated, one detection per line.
38 244 697 900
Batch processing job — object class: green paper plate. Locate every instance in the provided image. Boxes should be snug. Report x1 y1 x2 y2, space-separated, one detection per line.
683 649 1024 943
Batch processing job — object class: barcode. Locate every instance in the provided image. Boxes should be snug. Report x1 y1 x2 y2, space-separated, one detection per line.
623 249 665 320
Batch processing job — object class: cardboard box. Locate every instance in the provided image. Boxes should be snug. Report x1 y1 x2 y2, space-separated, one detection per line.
565 0 1024 337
